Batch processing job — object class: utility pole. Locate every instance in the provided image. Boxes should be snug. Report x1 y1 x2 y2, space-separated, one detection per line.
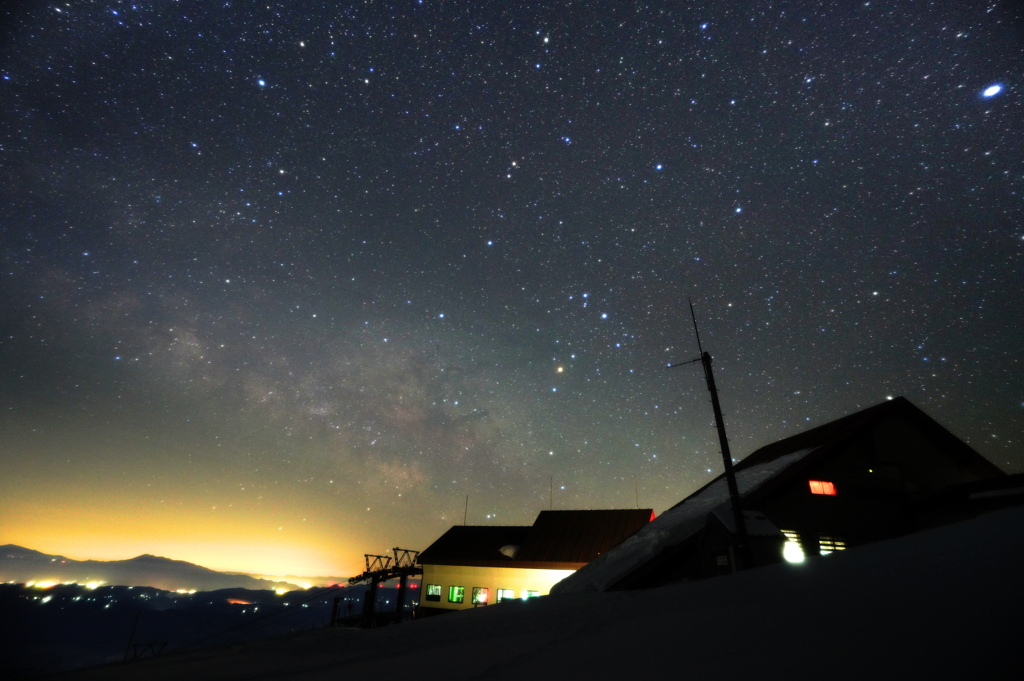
668 299 751 569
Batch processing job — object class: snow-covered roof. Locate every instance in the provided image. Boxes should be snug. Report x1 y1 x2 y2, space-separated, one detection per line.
551 448 816 594
710 508 780 537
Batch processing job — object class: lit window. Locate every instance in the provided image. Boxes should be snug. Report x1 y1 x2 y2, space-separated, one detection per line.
448 586 464 604
808 480 837 495
497 588 514 603
425 584 441 602
818 534 847 555
522 590 539 600
471 587 489 605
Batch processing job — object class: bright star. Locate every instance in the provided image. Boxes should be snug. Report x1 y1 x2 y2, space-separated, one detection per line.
257 79 266 87
982 84 1002 97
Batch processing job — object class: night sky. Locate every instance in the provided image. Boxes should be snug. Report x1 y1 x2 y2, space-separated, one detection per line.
2 1 1021 579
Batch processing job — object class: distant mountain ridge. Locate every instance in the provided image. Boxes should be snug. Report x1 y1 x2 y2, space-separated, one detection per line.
0 544 302 592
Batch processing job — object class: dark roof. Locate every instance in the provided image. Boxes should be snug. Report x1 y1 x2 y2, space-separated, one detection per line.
668 396 1003 513
417 525 530 566
735 396 1004 480
419 509 654 568
516 509 655 563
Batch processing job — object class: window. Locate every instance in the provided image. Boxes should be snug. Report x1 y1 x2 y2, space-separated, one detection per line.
808 480 837 495
818 534 847 555
425 584 441 602
496 589 515 603
522 590 539 600
448 586 464 604
471 587 489 605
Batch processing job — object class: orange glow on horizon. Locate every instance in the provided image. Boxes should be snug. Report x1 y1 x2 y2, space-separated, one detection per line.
9 534 353 580
2 492 365 578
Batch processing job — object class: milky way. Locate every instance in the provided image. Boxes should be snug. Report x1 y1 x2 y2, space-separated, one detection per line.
1 2 1021 577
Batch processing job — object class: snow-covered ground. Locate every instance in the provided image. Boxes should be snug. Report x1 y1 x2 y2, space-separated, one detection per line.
57 507 1024 680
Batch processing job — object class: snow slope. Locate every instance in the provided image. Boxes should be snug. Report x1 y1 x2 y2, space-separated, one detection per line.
56 507 1024 680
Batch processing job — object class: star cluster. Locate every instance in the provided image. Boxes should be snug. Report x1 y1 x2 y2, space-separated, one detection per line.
1 1 1021 577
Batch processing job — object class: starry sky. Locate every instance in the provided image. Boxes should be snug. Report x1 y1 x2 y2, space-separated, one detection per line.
1 1 1022 579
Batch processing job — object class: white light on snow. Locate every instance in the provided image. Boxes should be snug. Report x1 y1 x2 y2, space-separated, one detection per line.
783 541 805 564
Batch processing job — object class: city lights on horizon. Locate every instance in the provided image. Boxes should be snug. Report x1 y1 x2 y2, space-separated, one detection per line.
22 580 105 589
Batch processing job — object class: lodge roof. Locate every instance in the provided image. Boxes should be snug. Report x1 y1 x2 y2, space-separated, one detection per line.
736 396 1003 476
666 396 1004 514
417 525 531 566
517 509 656 563
418 509 654 569
554 397 1005 594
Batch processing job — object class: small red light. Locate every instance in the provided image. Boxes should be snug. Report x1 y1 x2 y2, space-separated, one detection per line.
809 480 837 495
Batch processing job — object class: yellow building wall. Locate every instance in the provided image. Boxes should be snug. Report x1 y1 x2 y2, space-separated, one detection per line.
420 564 576 611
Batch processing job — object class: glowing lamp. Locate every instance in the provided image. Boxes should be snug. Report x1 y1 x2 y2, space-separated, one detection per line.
783 541 805 564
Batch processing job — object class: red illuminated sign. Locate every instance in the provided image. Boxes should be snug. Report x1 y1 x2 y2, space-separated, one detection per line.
809 480 837 495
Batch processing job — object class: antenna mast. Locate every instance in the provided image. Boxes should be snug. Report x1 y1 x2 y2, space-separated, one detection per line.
668 299 751 569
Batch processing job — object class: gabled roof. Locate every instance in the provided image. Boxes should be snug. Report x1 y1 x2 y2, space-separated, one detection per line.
417 526 531 567
663 396 1003 514
419 509 653 570
517 509 655 563
736 396 1004 477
